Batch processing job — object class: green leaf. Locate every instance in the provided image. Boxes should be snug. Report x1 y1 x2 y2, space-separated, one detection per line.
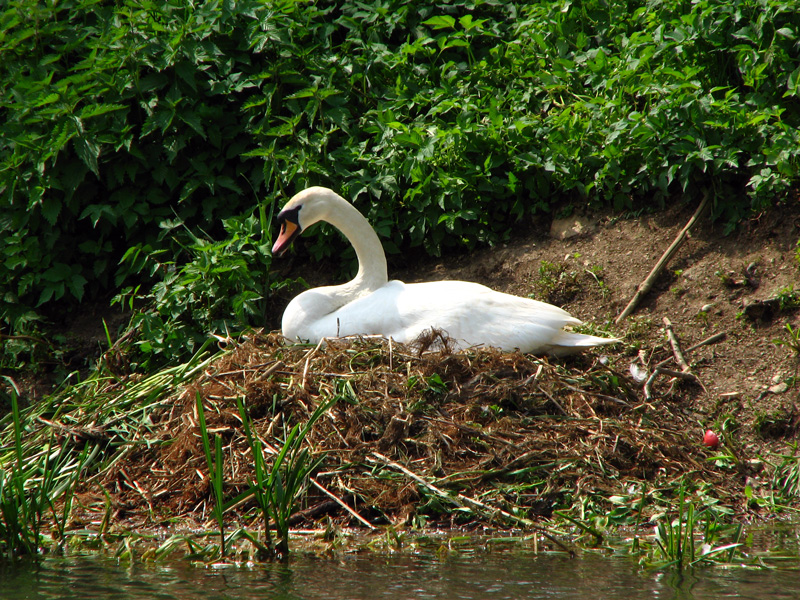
34 93 60 107
79 203 118 227
786 67 800 97
179 112 206 138
67 273 88 301
73 136 100 176
41 263 72 282
79 103 127 119
422 16 456 30
40 198 62 225
285 87 317 100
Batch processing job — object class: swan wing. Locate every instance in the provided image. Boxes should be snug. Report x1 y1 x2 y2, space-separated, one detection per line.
392 281 585 352
283 280 616 354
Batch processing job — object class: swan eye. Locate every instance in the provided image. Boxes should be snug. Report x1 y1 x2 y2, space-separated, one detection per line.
272 214 301 256
282 220 298 238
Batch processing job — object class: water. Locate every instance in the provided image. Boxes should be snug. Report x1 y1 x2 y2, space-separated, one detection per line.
1 550 799 600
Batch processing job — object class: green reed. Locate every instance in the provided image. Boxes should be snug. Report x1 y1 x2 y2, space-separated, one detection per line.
236 396 335 558
196 393 226 557
1 379 93 560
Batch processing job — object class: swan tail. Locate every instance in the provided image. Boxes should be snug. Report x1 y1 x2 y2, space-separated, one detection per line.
548 332 620 356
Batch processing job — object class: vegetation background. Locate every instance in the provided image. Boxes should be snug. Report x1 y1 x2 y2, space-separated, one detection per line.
1 0 798 373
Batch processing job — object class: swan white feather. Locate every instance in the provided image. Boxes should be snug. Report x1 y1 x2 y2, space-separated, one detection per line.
272 187 618 355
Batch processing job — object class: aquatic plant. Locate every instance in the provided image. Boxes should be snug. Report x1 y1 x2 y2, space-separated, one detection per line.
196 393 227 556
649 484 744 569
0 340 219 561
0 379 93 560
237 396 334 558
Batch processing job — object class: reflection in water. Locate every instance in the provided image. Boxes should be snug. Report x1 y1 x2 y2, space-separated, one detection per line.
1 550 799 600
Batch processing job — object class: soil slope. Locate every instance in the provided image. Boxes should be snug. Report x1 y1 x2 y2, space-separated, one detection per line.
395 200 800 449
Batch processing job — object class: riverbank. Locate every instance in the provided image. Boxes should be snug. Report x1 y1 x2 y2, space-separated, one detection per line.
3 201 800 564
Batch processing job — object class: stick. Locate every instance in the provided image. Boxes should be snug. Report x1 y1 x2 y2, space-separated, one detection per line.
662 317 690 373
311 478 376 530
368 452 576 555
536 384 569 417
254 360 285 382
685 331 727 354
616 190 712 323
643 366 702 400
653 330 727 370
368 452 456 504
300 338 328 390
655 367 700 381
454 493 576 555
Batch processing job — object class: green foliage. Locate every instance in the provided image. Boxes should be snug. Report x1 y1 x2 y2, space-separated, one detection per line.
650 485 744 569
530 260 582 305
771 450 800 500
592 480 745 569
176 390 336 561
2 0 799 358
112 208 290 369
773 286 800 311
773 322 800 356
753 404 796 439
196 393 227 556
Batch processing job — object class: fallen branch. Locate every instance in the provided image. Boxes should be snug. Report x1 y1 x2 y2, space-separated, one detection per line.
685 331 728 353
455 493 577 555
535 384 569 417
663 317 690 373
653 331 727 371
616 190 712 323
368 451 457 506
644 361 704 400
643 321 724 399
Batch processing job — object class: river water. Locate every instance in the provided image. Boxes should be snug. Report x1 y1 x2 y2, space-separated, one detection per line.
1 548 799 600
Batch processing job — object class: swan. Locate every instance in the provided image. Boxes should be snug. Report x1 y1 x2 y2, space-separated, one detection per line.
271 186 619 355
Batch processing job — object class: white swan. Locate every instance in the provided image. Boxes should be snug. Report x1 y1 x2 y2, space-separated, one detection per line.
272 187 618 355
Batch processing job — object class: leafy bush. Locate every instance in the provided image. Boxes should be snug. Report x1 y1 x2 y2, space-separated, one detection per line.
112 205 297 369
1 0 798 366
1 0 272 349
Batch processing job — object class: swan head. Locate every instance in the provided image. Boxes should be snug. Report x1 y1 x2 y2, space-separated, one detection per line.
271 186 339 256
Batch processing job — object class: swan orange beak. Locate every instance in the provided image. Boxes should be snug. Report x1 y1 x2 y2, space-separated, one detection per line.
272 219 300 256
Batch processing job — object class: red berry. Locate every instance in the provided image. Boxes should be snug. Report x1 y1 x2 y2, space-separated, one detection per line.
703 430 719 449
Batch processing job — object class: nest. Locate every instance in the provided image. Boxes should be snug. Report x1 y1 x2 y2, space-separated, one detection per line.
94 330 741 531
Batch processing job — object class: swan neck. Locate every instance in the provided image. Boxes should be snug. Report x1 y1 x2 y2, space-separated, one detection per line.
330 199 388 291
